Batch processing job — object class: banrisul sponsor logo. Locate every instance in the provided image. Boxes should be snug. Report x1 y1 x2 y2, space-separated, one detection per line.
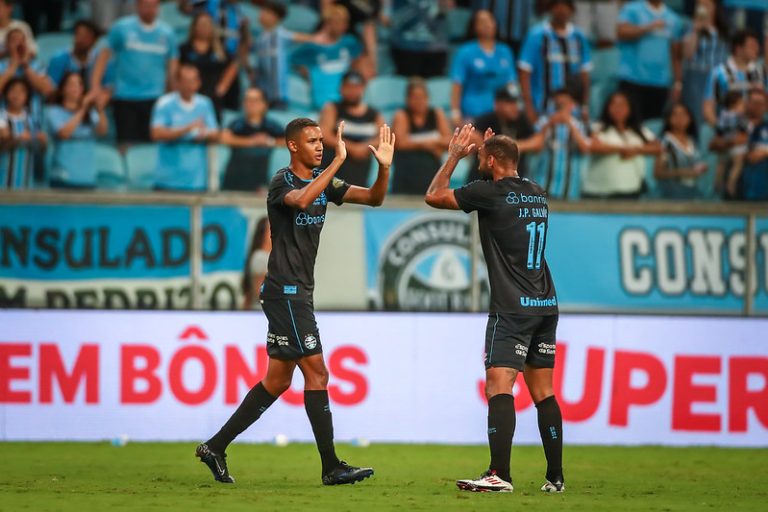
377 214 489 310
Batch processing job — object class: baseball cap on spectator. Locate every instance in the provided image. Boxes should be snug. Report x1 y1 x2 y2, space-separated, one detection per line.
342 70 366 86
495 83 520 102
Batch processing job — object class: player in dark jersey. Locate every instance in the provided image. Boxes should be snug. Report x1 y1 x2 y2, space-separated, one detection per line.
196 118 395 486
425 124 564 494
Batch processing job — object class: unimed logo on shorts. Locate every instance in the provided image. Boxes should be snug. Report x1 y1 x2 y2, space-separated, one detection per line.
376 214 490 310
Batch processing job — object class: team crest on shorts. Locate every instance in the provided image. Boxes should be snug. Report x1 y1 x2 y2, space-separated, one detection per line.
304 334 318 350
375 214 490 310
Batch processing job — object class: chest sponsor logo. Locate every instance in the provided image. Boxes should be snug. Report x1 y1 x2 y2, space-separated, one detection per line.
295 212 326 226
376 214 489 310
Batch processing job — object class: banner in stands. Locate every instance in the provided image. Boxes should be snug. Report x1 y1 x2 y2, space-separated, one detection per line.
0 204 257 310
1 311 766 446
364 210 768 314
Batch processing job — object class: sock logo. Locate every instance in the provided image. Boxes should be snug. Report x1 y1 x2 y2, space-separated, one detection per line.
549 426 558 440
488 427 497 435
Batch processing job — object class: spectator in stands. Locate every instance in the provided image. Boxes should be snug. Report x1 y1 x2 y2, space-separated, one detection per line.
713 91 748 199
723 0 768 47
251 0 314 109
242 216 271 310
450 9 517 124
89 0 135 32
319 70 383 186
91 0 179 149
702 30 764 128
21 0 64 34
742 90 768 201
526 87 591 199
0 77 45 189
150 64 219 191
616 0 684 121
582 91 661 199
471 0 534 56
291 4 362 111
47 20 113 99
0 0 37 59
0 28 55 119
329 0 381 76
518 0 591 122
680 0 729 128
391 78 452 194
468 84 536 181
221 86 284 192
46 72 109 190
386 0 451 79
179 11 239 121
180 0 250 57
573 0 620 48
653 102 708 199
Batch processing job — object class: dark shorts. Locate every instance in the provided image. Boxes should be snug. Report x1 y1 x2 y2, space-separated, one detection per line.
261 299 322 360
113 99 155 143
484 313 558 370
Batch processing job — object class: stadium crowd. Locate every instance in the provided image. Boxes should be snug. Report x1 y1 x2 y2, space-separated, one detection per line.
0 0 766 200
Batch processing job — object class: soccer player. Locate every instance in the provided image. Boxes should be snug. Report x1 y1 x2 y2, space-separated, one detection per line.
196 118 395 486
424 124 564 494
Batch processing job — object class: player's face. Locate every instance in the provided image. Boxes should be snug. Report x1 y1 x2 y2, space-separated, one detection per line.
292 126 324 167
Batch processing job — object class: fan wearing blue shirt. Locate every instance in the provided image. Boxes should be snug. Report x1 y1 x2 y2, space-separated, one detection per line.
616 0 684 121
291 5 362 111
741 90 768 201
450 10 517 123
151 64 219 191
91 0 179 146
47 19 114 94
46 72 109 189
0 27 54 123
518 0 591 122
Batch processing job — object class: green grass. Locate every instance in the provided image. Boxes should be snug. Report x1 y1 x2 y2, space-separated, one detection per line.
1 442 766 511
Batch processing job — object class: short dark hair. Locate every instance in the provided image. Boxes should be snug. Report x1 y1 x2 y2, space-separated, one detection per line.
285 117 319 144
483 135 519 165
177 62 200 78
73 19 103 38
548 0 575 11
731 29 758 49
261 0 287 19
724 90 744 109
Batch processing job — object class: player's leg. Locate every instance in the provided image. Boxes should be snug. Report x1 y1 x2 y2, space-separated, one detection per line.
196 357 296 483
484 365 519 485
297 353 374 485
524 314 565 493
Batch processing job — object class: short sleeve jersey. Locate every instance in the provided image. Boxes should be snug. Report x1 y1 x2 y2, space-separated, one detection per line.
454 177 558 315
261 168 351 300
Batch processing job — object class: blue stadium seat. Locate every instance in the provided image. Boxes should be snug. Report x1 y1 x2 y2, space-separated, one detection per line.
426 77 452 111
221 109 240 129
288 74 312 111
267 109 311 130
240 2 260 32
447 155 471 187
447 8 472 42
159 2 190 33
36 32 73 66
589 81 608 119
364 75 408 112
283 4 319 33
591 47 619 90
213 144 232 184
267 147 291 180
377 45 395 76
643 118 664 139
125 144 159 190
94 143 126 189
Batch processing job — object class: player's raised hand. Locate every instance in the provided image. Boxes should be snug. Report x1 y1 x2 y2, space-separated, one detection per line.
483 127 495 142
448 123 476 160
335 120 347 161
369 123 396 167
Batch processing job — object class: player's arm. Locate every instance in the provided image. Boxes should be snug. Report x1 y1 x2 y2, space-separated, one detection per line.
283 122 348 210
424 123 483 210
342 123 395 206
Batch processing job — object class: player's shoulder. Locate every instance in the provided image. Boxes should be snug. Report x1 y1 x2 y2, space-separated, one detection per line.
517 177 547 196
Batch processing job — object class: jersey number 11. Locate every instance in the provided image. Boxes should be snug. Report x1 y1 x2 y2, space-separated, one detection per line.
525 221 546 270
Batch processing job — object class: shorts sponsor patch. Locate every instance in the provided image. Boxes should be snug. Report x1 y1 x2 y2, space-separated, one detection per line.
267 332 290 346
284 285 298 295
515 343 529 357
537 342 556 355
304 334 318 350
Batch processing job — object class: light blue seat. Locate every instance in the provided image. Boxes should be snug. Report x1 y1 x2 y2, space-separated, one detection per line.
36 32 73 66
364 75 408 112
125 144 159 190
591 47 619 90
267 147 291 180
643 118 664 139
159 2 190 33
589 81 608 119
268 109 313 131
213 144 232 184
283 4 319 33
221 109 240 129
288 74 312 111
94 143 126 189
426 76 452 111
447 8 472 42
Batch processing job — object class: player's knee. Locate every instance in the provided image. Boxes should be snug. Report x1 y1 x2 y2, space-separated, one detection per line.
529 385 554 404
305 366 329 389
264 376 292 396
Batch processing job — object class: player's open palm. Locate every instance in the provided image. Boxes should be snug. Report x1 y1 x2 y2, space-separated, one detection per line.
369 123 396 167
448 123 476 160
336 120 347 161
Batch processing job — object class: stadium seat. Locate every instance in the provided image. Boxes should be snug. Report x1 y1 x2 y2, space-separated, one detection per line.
240 2 260 31
377 45 395 76
643 118 664 139
267 109 311 131
159 2 190 33
445 154 471 188
283 4 319 33
591 47 619 90
267 146 291 180
212 144 232 184
221 109 240 129
94 144 126 189
589 81 608 119
36 32 73 66
447 8 472 42
364 75 408 112
288 74 312 111
125 144 159 190
426 77 452 111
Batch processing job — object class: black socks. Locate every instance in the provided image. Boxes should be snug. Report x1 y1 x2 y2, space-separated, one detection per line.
304 390 340 474
536 395 564 482
206 382 277 453
487 393 516 483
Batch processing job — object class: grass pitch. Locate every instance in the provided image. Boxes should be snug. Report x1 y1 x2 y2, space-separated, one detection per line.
1 442 766 512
